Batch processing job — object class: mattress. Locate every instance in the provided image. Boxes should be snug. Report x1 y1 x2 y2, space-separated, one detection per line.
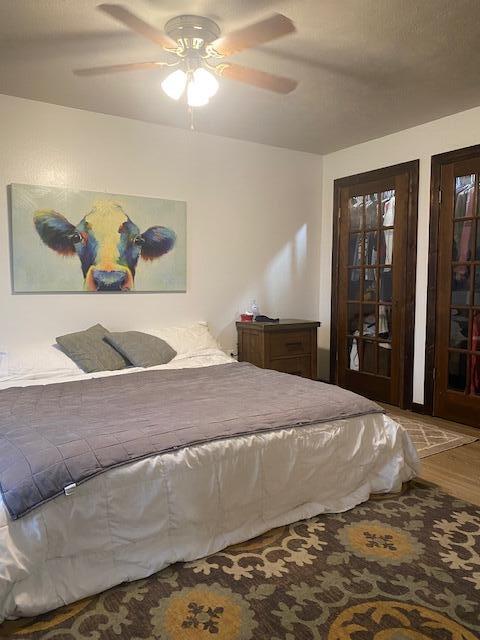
0 349 419 621
0 360 383 519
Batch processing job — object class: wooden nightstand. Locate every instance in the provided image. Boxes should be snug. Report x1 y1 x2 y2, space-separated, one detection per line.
236 319 320 379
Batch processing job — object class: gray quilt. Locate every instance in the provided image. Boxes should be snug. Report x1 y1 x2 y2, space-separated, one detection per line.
0 363 382 519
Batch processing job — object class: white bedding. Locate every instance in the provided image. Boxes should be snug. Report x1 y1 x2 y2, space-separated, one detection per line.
0 347 234 390
0 348 419 621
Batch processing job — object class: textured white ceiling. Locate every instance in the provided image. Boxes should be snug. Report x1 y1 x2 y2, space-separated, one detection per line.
1 0 480 154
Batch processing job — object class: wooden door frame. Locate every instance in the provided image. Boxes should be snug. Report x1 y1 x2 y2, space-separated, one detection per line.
424 144 480 414
330 160 419 409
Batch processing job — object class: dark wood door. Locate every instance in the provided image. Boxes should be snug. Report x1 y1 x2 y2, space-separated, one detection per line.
332 163 418 407
434 158 480 426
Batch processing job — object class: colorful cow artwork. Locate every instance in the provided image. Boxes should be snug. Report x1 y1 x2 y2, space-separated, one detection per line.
10 184 186 293
34 201 176 291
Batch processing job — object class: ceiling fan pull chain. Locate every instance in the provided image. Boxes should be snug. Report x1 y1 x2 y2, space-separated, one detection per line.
188 106 195 131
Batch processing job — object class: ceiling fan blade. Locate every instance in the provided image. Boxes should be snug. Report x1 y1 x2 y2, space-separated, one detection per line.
74 61 169 76
215 63 297 94
98 4 177 49
209 13 295 57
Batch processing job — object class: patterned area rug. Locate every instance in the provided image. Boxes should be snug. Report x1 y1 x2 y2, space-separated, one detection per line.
1 481 479 639
387 411 478 458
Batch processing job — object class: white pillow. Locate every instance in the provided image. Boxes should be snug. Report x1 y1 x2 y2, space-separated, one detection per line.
0 323 220 383
0 343 83 382
145 322 220 355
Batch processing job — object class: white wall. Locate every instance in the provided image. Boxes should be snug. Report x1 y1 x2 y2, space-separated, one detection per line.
0 94 322 353
320 105 480 403
5 93 480 399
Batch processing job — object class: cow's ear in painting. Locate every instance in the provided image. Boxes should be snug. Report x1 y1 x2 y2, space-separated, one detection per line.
140 226 176 261
34 210 77 256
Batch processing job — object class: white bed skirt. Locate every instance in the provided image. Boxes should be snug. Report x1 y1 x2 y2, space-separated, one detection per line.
0 412 418 621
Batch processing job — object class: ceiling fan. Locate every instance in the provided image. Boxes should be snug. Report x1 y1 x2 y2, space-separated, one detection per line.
74 4 298 108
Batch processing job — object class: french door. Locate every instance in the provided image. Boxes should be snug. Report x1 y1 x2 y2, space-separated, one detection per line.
331 162 419 407
432 153 480 426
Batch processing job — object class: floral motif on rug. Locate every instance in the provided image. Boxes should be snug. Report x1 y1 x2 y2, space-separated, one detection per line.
1 482 479 640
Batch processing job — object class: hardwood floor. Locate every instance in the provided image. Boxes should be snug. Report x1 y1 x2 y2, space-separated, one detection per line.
383 405 480 506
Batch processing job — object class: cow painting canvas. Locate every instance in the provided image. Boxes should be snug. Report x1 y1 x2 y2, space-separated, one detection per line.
10 184 186 293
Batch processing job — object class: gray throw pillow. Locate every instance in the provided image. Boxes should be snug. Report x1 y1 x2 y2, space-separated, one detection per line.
104 331 177 368
56 324 129 373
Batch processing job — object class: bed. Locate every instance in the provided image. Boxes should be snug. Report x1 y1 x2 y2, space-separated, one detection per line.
0 324 419 621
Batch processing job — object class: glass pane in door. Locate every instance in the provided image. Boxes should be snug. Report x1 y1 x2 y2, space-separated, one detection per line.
378 305 392 341
348 269 361 300
476 220 480 260
379 268 393 302
363 269 377 301
349 196 364 230
475 266 480 306
452 219 473 261
451 266 471 305
450 308 469 349
381 190 395 226
473 311 480 352
349 233 362 265
455 174 475 218
364 231 378 265
361 304 377 337
348 304 360 335
455 175 475 218
347 337 359 371
365 194 378 228
471 355 480 396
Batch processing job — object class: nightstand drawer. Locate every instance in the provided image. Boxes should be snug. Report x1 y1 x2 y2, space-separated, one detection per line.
269 356 311 378
270 331 311 357
236 319 320 380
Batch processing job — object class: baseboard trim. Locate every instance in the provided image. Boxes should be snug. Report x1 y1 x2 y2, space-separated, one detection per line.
411 402 427 415
317 385 430 416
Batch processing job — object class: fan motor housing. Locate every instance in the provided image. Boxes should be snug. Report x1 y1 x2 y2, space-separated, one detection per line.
165 15 220 51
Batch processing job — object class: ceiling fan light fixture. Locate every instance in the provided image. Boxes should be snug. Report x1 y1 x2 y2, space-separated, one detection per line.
187 75 210 107
185 67 219 107
83 7 298 110
161 68 187 100
193 67 219 98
